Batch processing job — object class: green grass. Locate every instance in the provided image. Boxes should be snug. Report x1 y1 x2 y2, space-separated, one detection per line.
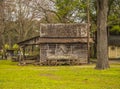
0 60 120 89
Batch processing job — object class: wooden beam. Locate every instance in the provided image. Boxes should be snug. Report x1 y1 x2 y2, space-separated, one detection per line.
23 47 26 64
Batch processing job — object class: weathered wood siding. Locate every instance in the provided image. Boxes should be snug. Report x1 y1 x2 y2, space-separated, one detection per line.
109 46 120 59
40 43 88 64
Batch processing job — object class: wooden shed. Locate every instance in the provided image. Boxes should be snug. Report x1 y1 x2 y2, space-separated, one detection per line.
18 23 93 65
38 23 93 65
108 36 120 59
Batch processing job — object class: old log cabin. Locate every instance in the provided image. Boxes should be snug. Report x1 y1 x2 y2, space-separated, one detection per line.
18 23 93 65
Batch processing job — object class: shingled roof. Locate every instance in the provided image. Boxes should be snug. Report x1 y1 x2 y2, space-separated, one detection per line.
18 23 93 46
109 36 120 46
40 23 88 37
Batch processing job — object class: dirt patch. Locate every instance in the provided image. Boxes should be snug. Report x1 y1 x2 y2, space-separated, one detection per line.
40 73 61 80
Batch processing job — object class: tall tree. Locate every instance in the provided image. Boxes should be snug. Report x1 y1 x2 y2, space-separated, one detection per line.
96 0 110 69
108 0 120 35
55 0 87 23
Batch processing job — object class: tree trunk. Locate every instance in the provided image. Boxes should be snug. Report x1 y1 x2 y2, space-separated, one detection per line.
96 0 110 69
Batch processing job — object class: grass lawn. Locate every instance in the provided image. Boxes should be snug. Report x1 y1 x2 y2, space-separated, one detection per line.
0 60 120 89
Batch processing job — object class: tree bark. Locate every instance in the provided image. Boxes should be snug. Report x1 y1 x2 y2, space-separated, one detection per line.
96 0 110 69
